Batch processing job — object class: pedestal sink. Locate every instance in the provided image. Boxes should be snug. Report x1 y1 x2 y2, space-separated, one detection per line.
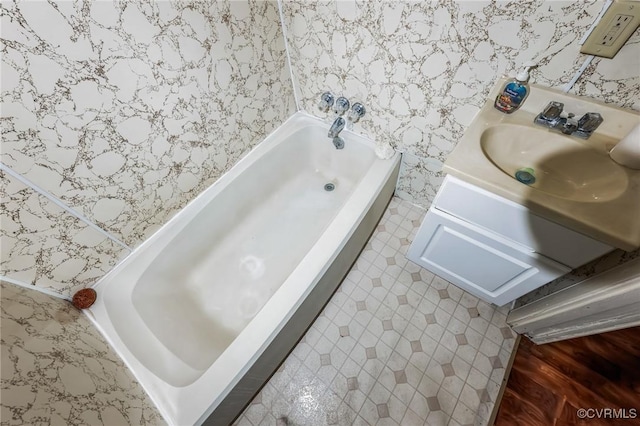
480 124 628 202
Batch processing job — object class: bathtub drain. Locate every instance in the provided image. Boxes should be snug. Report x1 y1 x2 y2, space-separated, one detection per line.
324 183 335 192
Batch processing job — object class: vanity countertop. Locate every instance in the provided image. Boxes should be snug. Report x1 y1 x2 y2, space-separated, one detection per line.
444 79 640 251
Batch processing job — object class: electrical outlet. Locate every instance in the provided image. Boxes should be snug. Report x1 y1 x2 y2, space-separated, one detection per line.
581 0 640 58
600 14 634 45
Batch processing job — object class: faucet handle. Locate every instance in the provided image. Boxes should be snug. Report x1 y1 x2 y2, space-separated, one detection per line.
541 101 564 120
318 92 334 112
333 97 350 116
577 112 603 132
347 102 366 123
534 101 564 127
574 112 603 139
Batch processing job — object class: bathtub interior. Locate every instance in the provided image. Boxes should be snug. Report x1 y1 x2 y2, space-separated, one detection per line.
106 125 378 387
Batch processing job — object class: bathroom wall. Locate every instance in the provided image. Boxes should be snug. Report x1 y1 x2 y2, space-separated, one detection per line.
1 0 295 297
280 0 640 207
0 281 165 425
1 1 638 299
1 171 128 297
279 0 640 302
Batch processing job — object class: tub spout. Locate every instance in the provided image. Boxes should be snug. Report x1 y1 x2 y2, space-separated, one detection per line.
327 117 346 149
328 117 345 139
328 117 346 150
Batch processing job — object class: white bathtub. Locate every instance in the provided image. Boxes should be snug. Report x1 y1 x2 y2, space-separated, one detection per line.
86 112 400 425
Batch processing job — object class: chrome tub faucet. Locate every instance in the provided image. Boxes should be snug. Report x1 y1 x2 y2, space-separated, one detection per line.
319 92 366 150
328 116 346 149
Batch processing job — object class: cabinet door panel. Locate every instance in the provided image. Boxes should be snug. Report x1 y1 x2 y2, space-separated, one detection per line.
407 209 570 306
434 176 612 268
425 225 532 292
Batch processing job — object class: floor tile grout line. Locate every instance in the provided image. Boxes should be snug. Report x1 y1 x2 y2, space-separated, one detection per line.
236 197 512 426
332 283 401 417
364 233 466 412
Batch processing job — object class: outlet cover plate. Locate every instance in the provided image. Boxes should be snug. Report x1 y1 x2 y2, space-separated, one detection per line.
581 0 640 58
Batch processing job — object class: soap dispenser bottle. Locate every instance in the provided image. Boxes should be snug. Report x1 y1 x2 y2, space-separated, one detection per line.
494 62 537 114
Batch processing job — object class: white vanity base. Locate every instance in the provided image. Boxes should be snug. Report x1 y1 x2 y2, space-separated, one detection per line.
407 176 613 306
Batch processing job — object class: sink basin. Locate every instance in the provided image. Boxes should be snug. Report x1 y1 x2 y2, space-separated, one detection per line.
443 78 640 250
480 124 628 202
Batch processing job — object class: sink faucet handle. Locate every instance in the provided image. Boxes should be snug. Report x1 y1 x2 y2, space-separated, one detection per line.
577 112 603 133
318 92 335 112
534 101 565 127
333 97 350 116
540 101 564 120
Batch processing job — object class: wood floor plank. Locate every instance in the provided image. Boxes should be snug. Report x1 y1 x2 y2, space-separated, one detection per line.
556 400 580 426
495 327 640 426
550 339 625 382
519 336 639 410
495 388 549 426
502 364 562 423
550 337 640 395
515 340 618 411
597 328 640 358
554 333 640 379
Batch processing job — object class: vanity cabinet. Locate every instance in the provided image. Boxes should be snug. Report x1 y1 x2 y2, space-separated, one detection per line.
407 176 613 306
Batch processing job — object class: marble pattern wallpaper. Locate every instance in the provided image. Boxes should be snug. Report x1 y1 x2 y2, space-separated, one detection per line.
1 0 639 423
280 0 640 298
1 0 294 295
280 0 640 208
0 281 165 425
1 171 129 299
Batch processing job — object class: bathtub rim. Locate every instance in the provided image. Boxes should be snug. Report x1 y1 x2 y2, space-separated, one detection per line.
84 112 400 426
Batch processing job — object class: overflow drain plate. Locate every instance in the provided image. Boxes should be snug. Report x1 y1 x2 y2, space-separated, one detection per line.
324 183 335 191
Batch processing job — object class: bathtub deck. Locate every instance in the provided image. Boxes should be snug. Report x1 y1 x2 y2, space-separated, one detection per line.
234 197 516 426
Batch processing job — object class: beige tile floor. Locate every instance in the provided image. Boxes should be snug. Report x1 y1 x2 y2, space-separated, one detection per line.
234 197 516 426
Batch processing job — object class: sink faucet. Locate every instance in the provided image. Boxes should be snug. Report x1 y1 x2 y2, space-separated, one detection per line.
328 116 346 149
560 113 578 135
534 101 603 139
